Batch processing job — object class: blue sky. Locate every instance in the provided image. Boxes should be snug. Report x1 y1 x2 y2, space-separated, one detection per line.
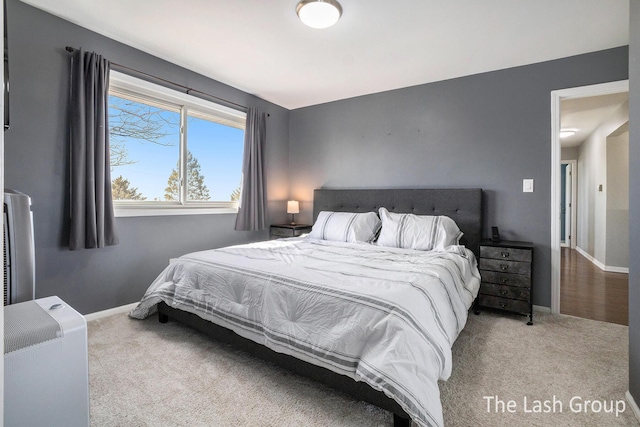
109 97 244 201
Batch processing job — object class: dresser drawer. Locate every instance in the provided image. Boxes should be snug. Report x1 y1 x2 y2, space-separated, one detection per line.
478 258 531 275
479 270 530 288
480 246 532 263
271 227 297 237
480 282 530 301
270 225 312 238
478 294 530 315
477 240 534 324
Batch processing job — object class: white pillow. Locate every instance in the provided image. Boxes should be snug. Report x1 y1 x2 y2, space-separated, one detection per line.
376 207 463 251
309 211 380 243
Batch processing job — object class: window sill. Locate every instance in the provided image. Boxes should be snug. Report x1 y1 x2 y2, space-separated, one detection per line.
114 205 238 218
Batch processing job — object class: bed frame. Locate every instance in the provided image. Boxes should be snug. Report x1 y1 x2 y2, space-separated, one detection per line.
158 188 483 426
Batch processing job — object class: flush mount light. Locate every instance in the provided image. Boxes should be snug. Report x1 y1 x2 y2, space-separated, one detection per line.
560 129 577 138
296 0 343 29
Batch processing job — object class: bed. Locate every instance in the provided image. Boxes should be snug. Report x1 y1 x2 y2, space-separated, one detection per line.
130 188 483 427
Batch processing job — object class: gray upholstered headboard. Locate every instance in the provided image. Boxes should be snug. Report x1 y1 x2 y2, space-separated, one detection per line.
313 188 483 256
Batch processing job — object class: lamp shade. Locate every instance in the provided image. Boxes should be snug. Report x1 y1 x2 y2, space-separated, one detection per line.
287 200 300 214
296 0 342 29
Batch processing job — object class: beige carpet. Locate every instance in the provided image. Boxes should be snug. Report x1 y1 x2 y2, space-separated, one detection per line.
88 310 638 426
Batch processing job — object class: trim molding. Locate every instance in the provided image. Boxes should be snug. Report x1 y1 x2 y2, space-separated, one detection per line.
605 266 630 274
533 305 551 313
84 302 138 322
626 391 640 422
560 160 577 250
575 246 629 274
550 80 629 315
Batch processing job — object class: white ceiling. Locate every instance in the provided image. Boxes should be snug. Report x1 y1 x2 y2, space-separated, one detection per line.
21 0 629 110
560 92 629 148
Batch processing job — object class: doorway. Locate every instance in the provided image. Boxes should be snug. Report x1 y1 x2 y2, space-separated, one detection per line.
550 80 629 317
560 160 576 249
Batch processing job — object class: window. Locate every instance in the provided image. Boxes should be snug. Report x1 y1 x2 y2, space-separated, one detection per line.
108 71 246 216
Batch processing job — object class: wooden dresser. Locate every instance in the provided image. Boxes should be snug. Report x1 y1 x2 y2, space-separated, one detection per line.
476 240 534 325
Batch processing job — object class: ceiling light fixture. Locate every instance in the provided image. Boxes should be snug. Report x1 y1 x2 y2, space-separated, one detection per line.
296 0 342 29
560 130 577 138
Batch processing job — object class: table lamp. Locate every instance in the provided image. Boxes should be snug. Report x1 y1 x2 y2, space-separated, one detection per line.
287 200 299 225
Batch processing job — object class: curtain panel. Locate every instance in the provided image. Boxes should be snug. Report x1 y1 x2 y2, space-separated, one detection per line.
235 108 267 231
69 49 119 250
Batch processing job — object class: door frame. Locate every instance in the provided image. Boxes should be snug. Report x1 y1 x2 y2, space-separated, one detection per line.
560 160 577 249
550 80 629 314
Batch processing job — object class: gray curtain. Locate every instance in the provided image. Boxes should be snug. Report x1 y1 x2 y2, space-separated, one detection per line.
69 49 119 250
235 108 267 231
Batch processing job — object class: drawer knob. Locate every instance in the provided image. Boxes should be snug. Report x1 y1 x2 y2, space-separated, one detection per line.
500 290 508 295
500 264 509 271
500 277 508 284
499 302 507 309
501 252 510 258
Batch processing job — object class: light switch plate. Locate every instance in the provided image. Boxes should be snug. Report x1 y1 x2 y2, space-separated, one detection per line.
523 179 534 192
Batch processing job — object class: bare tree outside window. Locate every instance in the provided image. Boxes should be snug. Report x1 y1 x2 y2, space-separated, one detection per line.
109 96 177 168
109 95 179 200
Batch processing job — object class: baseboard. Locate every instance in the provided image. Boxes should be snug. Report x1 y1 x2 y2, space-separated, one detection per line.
533 305 551 313
626 391 640 422
575 246 629 274
575 246 605 269
84 302 138 322
605 265 630 274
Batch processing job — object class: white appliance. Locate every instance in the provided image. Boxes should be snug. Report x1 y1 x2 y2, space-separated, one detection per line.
3 188 35 305
4 296 90 427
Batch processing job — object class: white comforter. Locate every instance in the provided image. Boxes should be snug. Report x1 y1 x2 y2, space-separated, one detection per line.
130 237 481 427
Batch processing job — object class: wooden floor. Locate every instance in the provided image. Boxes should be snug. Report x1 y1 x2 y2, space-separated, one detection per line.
560 247 628 325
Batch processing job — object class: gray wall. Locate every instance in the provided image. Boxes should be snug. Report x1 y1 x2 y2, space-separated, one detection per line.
628 0 640 409
4 0 290 314
289 47 629 308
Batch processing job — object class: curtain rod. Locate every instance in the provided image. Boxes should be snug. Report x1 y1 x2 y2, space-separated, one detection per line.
65 46 256 114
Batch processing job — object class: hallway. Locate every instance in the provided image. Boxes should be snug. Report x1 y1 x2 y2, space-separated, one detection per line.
560 247 628 325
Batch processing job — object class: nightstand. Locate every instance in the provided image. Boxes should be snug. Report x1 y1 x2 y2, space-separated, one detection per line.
475 240 534 325
270 224 312 239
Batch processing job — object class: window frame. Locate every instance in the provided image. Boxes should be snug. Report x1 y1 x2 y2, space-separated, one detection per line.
108 71 246 217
